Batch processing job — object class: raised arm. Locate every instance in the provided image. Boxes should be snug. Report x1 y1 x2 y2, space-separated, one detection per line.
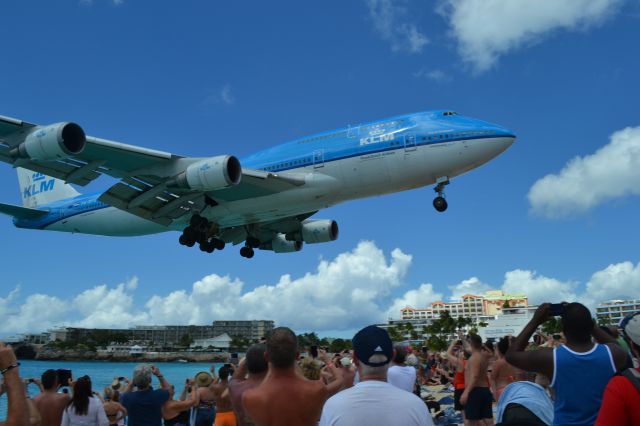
446 341 462 368
506 304 554 378
232 358 248 381
151 365 170 390
0 343 28 426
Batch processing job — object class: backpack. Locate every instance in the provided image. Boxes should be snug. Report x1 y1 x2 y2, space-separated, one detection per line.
620 368 640 393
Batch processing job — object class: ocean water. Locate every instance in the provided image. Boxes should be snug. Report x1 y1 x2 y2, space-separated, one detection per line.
0 359 224 421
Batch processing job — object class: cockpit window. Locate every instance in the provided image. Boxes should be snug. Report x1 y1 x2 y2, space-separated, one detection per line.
443 111 458 116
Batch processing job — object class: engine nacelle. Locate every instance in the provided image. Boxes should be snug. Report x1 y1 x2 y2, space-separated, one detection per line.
301 219 339 244
176 156 242 191
17 122 86 161
270 234 303 253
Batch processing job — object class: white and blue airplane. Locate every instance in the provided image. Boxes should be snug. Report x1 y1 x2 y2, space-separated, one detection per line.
0 110 515 258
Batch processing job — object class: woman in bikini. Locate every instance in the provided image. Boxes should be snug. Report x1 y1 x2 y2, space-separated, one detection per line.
490 336 519 402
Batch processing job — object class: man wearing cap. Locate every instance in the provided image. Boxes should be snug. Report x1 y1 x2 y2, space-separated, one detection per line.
319 325 433 426
595 313 640 426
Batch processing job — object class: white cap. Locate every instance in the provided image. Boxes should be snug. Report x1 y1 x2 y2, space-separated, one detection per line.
625 314 640 346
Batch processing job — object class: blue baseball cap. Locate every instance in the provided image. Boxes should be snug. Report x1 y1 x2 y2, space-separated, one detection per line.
352 325 393 367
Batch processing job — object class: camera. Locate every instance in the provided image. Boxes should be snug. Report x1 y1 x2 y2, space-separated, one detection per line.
549 303 565 316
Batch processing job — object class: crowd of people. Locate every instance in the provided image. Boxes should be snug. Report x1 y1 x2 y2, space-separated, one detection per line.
0 302 639 425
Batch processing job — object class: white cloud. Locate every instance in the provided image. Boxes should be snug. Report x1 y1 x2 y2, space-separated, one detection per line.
448 277 491 301
582 261 640 308
79 0 124 6
220 85 235 105
501 269 578 305
204 84 236 106
2 243 639 336
528 126 640 218
0 242 413 334
439 0 624 72
413 68 452 83
366 0 429 54
386 283 443 319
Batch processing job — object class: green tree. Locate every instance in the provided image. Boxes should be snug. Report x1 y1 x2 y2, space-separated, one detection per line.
424 311 487 351
179 333 193 347
329 338 349 353
541 317 562 334
230 336 249 351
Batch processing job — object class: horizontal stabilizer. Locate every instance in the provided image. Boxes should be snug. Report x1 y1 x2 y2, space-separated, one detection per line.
0 202 48 220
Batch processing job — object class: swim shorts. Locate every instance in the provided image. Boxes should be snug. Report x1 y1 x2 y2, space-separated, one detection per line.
464 387 493 420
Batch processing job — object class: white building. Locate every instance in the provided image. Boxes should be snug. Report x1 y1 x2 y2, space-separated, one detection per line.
478 306 537 341
596 299 640 325
191 333 232 350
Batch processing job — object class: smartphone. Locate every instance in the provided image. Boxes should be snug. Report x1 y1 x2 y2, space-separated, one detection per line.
421 346 428 354
310 345 318 358
57 369 72 386
552 334 562 340
118 377 125 381
549 303 565 316
230 353 239 365
28 378 35 383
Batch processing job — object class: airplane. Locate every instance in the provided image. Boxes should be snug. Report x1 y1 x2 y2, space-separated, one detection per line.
0 110 515 258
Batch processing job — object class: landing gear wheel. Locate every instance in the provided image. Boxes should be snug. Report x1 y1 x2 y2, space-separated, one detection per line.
205 241 215 253
185 238 195 248
213 239 225 250
179 234 188 246
433 196 448 212
240 246 254 258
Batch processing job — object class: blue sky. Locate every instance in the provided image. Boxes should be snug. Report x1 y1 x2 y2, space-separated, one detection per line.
1 0 639 338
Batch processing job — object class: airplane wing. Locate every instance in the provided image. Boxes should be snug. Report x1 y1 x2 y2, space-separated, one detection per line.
0 114 177 186
97 168 305 226
0 114 307 226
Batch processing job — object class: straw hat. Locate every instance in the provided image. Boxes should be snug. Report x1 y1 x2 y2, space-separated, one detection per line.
194 371 213 387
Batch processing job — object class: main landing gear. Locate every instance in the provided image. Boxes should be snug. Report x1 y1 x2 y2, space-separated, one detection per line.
178 214 225 253
433 177 449 212
240 236 261 259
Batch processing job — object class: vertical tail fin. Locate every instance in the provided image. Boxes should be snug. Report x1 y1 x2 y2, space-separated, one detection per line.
16 168 80 208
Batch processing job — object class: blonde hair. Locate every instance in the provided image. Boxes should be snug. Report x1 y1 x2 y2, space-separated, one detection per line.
300 357 321 380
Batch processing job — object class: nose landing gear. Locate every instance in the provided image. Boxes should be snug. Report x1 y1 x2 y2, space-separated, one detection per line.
433 177 449 212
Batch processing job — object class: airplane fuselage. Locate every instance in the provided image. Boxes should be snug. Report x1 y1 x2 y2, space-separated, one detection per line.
12 110 515 238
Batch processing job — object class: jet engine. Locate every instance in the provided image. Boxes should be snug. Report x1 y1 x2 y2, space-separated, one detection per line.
16 123 86 161
175 155 242 191
300 219 339 244
268 234 303 253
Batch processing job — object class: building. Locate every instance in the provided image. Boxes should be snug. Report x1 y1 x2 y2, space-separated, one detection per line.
400 290 528 321
62 325 218 347
478 306 537 341
212 320 274 342
191 333 232 350
596 299 640 325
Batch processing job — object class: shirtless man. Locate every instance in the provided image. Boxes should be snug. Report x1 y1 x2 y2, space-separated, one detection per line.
243 327 328 426
460 334 494 426
32 369 71 426
229 344 268 426
211 365 236 426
